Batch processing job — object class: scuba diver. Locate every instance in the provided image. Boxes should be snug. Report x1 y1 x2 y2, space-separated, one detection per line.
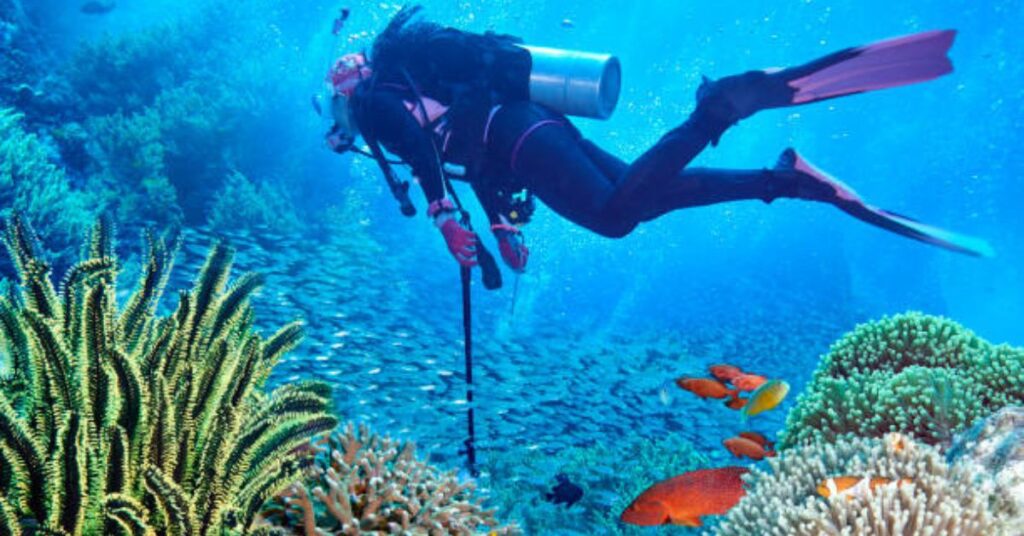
324 6 992 277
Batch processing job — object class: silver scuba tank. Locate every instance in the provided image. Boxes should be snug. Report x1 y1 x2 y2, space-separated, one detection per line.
518 45 621 120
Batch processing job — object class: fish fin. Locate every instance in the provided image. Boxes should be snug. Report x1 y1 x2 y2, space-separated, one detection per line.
669 514 702 527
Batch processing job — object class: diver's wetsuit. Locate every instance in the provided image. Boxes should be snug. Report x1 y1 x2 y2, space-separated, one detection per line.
351 30 792 238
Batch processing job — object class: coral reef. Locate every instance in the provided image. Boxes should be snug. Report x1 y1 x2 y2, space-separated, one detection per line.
715 434 1017 536
948 406 1024 533
0 215 337 534
83 109 181 226
482 433 709 535
0 108 97 266
780 312 1024 448
261 423 518 535
208 171 301 235
65 1 301 229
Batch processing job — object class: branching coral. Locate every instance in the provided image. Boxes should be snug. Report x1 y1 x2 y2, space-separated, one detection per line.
0 214 337 534
67 1 299 228
715 434 1016 536
0 108 97 264
780 312 1024 448
83 109 181 225
261 423 518 535
208 171 301 235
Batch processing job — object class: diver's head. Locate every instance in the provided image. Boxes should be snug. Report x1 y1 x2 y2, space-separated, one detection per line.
327 52 372 97
324 52 371 153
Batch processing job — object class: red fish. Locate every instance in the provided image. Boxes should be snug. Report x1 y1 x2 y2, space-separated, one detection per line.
675 378 738 399
731 373 768 392
724 397 748 410
620 467 748 527
709 364 744 382
738 431 774 450
723 437 775 461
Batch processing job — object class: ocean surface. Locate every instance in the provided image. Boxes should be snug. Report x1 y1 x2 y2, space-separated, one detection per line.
3 0 1022 533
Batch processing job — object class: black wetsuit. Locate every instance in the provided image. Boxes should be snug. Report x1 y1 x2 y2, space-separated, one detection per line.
350 28 793 237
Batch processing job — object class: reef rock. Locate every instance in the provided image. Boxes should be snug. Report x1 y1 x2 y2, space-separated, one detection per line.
948 406 1024 516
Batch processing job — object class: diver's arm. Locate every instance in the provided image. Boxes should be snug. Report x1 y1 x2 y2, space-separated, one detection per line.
472 180 529 273
354 90 446 202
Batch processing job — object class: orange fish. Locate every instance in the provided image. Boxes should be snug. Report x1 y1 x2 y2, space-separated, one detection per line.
723 437 775 461
738 431 773 450
731 373 768 392
620 467 748 527
816 476 913 499
675 378 738 399
724 397 748 410
709 364 744 382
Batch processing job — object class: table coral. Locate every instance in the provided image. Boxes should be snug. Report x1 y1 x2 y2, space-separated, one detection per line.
780 312 1024 448
715 434 1016 536
262 423 519 535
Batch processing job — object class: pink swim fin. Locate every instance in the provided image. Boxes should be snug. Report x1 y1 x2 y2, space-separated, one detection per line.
784 30 957 104
778 149 995 258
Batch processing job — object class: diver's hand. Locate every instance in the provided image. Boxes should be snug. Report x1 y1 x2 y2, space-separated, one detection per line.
429 200 478 267
492 224 528 273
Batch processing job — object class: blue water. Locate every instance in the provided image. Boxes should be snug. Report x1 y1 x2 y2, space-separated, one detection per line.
4 0 1023 533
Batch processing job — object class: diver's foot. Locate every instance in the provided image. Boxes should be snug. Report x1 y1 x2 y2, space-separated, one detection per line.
772 148 863 204
695 70 795 125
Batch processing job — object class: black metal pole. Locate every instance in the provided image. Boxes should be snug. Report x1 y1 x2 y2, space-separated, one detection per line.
460 266 478 476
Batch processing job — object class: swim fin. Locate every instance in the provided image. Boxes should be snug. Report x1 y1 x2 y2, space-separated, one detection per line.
696 30 956 138
776 148 994 258
783 29 956 105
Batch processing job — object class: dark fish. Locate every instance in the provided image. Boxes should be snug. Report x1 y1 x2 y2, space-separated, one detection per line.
544 473 583 507
331 7 351 36
80 0 115 15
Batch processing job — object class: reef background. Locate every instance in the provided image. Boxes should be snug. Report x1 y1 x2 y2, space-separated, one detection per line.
2 0 1021 533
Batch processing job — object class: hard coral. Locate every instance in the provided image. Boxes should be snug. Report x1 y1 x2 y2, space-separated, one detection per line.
0 108 96 266
263 423 518 535
715 434 1016 536
780 312 1024 448
948 406 1024 532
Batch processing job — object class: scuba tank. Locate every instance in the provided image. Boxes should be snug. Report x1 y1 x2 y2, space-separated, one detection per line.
518 45 621 120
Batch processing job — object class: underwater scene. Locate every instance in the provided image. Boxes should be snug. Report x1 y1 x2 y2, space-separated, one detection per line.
1 0 1023 534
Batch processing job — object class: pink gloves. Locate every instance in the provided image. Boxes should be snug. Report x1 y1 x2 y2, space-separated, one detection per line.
429 199 478 267
492 223 529 273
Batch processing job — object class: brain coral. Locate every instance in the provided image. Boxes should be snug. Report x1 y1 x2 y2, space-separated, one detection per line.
780 312 1024 448
714 434 1017 536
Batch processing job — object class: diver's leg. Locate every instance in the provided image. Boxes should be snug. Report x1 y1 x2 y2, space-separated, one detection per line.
630 167 794 222
509 120 638 238
605 109 727 212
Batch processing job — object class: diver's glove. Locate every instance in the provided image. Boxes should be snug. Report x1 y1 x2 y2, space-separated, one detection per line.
492 223 528 273
429 199 478 268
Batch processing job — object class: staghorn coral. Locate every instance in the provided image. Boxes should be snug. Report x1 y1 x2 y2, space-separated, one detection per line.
0 108 97 266
780 312 1024 448
262 423 518 535
715 434 1016 536
0 215 337 535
